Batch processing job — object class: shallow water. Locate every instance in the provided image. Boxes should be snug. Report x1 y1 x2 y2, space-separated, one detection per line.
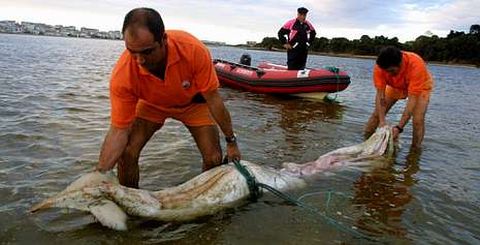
1 34 479 244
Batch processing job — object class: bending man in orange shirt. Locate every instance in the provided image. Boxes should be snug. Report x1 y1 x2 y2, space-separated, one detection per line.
95 8 241 188
365 46 434 149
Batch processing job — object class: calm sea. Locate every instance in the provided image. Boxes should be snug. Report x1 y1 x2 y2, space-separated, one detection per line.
0 33 479 244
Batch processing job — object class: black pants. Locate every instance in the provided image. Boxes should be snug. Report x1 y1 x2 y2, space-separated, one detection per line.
287 47 308 70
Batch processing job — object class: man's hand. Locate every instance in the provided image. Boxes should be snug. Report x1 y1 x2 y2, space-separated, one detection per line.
283 44 292 50
226 142 241 163
94 166 108 173
392 125 403 142
392 127 400 141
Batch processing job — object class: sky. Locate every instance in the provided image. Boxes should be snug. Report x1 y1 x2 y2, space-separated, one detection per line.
0 0 478 44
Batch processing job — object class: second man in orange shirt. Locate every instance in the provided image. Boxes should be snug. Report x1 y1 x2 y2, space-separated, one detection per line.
365 46 434 149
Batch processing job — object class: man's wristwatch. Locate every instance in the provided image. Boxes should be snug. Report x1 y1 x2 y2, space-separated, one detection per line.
394 125 404 133
225 134 237 144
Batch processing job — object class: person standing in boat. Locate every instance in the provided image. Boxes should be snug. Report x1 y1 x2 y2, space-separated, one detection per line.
364 46 434 149
278 7 316 70
95 8 241 188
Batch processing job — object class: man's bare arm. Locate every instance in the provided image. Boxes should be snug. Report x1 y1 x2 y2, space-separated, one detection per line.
96 125 131 172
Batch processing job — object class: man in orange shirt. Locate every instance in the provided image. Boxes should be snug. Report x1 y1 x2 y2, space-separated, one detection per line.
95 8 241 188
364 46 434 149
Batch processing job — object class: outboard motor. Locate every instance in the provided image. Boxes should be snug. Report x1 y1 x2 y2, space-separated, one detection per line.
239 53 252 66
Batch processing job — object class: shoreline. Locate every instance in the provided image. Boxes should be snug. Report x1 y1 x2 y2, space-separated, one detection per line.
3 33 477 69
312 52 479 69
243 46 479 69
0 32 122 42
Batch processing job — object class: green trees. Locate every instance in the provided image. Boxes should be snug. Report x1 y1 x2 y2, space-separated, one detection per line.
408 28 480 65
257 37 283 50
330 37 351 53
469 24 479 35
355 35 375 55
257 24 480 66
311 37 329 52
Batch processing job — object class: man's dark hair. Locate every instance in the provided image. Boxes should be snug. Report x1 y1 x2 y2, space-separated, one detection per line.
376 46 402 69
297 7 308 14
122 8 165 42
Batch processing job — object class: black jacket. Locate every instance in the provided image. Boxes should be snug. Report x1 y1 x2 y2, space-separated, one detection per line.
278 19 316 46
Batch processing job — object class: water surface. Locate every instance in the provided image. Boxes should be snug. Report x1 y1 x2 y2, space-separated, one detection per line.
1 34 479 244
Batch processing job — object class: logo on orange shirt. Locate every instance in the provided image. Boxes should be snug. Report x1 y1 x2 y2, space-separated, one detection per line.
182 80 191 89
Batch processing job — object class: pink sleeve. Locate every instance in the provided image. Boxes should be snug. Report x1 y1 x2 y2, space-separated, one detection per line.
282 19 296 29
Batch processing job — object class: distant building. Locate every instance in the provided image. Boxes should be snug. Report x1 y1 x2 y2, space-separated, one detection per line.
246 41 257 46
80 27 99 37
0 20 16 26
0 20 124 40
107 31 122 40
64 26 76 32
0 20 20 33
202 40 226 46
62 26 78 37
21 21 42 34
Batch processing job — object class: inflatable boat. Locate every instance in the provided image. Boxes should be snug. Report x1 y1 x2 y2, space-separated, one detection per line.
213 56 351 99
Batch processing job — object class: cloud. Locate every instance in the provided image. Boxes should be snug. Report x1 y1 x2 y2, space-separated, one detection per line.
0 0 478 44
401 0 480 30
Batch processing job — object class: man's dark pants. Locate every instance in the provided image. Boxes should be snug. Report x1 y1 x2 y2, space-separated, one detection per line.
287 47 308 70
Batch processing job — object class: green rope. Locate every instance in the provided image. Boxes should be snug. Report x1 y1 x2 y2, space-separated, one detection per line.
323 66 341 103
297 191 351 216
232 160 375 241
326 191 333 211
324 66 340 74
233 160 262 201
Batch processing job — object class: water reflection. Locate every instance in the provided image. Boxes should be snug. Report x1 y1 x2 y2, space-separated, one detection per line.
262 96 344 148
352 149 422 238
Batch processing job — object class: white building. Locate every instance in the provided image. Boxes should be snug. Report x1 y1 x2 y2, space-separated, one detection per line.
0 21 20 33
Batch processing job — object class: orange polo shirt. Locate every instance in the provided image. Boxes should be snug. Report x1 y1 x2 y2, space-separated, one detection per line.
109 30 219 128
373 51 433 96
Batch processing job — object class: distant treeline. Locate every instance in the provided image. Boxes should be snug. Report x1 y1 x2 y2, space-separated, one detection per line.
258 24 480 66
